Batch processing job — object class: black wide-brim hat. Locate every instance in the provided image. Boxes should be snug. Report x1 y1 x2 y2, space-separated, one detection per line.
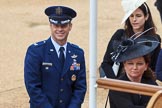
111 35 159 62
45 6 77 25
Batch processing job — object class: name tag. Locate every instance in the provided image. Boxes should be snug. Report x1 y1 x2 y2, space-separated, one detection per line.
42 62 52 66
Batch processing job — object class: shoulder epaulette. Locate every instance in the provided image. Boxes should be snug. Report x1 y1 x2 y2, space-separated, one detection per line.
33 40 46 46
70 43 84 52
71 43 79 48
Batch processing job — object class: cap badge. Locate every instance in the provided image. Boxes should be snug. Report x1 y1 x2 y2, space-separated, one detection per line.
55 7 63 15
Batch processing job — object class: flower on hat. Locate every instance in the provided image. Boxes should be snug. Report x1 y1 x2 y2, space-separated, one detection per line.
111 27 159 62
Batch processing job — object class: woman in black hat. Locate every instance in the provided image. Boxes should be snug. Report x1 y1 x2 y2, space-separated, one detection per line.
100 1 161 79
108 35 159 108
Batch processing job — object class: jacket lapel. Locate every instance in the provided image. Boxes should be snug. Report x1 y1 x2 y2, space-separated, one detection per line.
46 38 61 71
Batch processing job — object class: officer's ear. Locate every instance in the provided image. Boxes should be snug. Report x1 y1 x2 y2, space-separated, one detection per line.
50 23 52 27
69 23 72 31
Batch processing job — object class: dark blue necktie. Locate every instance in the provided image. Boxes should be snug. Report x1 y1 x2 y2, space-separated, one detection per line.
59 47 65 69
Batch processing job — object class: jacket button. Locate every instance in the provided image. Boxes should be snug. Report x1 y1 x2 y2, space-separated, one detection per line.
59 100 63 103
61 78 64 81
60 89 64 92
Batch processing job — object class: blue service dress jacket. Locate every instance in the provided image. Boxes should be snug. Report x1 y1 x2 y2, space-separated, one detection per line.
24 37 87 108
156 49 162 81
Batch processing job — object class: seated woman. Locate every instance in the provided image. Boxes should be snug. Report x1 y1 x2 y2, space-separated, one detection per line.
108 35 160 108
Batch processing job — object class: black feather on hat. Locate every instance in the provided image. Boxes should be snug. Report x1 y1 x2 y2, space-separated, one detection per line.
111 29 160 62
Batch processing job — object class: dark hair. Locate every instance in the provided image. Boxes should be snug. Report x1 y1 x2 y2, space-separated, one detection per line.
122 54 156 81
124 3 157 37
142 55 156 81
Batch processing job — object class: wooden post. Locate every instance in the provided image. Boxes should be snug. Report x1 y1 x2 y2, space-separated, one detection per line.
96 78 162 96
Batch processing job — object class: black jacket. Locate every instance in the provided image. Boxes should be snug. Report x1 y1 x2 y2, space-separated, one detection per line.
109 74 158 108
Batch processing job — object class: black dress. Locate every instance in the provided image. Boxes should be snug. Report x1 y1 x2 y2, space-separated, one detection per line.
100 29 161 78
108 74 158 108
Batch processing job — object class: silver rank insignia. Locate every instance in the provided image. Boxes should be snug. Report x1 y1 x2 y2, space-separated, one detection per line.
71 54 77 59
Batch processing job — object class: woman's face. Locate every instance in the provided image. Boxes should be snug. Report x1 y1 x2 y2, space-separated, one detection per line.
129 8 149 33
123 56 148 82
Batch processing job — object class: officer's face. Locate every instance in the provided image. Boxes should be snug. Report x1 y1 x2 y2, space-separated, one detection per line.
50 23 72 46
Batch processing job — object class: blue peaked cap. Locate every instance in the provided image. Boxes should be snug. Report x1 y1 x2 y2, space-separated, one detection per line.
45 6 77 25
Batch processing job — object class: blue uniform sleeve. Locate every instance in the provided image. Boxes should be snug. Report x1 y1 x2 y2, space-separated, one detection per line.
24 45 53 108
156 50 162 81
